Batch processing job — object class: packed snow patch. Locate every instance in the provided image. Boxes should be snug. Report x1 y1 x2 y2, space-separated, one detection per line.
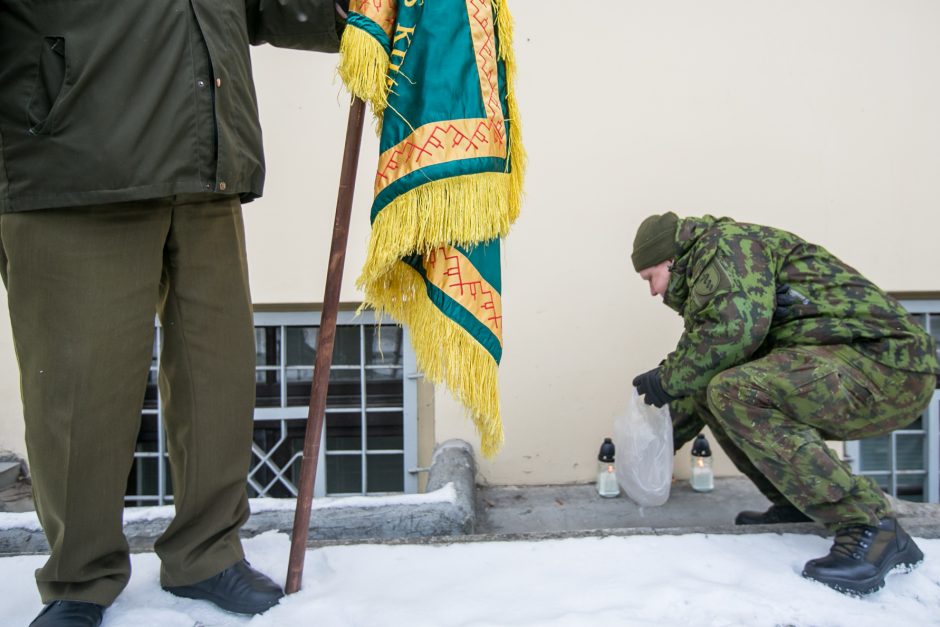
2 531 938 626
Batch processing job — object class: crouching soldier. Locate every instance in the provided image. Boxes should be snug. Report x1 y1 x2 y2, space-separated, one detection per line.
629 212 938 596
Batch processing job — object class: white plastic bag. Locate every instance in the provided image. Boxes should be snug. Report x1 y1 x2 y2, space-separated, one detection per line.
612 388 674 507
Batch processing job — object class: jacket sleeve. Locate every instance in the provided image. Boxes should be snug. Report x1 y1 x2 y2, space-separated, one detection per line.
244 0 344 51
659 237 776 399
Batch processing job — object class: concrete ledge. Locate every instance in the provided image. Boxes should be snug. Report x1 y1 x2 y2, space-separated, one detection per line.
0 439 477 556
425 438 476 531
242 438 476 544
885 494 940 540
0 462 20 491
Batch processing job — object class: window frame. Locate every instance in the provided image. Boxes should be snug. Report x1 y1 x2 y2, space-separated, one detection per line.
251 309 419 498
126 309 418 506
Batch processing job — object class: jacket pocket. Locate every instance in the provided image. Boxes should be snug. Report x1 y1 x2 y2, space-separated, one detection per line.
26 36 68 135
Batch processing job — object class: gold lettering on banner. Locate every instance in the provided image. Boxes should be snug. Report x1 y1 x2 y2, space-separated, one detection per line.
389 48 407 72
393 24 415 46
388 23 416 85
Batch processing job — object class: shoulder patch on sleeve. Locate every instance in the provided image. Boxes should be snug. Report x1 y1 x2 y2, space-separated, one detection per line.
691 257 732 306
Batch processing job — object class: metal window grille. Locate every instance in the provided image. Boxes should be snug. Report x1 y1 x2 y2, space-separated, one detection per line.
125 328 168 506
125 310 418 506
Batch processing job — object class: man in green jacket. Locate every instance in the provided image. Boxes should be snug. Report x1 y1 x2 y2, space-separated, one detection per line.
630 212 938 596
0 2 348 625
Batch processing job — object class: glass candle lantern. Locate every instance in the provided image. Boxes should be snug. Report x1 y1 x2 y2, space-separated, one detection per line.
690 433 714 492
597 437 619 497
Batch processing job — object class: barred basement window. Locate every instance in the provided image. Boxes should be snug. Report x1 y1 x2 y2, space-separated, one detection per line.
125 310 418 506
127 329 167 505
845 299 940 503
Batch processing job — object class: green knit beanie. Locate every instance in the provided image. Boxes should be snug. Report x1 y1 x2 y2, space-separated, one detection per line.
631 212 679 272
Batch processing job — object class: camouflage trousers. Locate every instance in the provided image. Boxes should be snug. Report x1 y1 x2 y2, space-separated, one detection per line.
670 345 935 530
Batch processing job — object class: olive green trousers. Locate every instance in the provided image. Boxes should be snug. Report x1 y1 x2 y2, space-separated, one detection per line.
671 345 935 531
0 196 256 606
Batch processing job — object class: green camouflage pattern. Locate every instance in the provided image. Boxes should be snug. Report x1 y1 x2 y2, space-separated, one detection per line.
671 345 935 529
669 346 934 529
655 217 939 528
671 394 795 509
659 216 940 398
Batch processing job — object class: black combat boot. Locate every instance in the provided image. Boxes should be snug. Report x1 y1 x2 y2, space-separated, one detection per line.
30 601 104 627
163 559 284 615
734 503 812 525
802 517 924 596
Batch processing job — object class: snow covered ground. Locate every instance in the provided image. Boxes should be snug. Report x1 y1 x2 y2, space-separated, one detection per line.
3 531 938 626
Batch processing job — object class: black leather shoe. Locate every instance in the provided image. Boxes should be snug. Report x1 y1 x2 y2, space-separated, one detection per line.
30 601 104 627
802 517 924 596
734 503 812 525
163 559 284 615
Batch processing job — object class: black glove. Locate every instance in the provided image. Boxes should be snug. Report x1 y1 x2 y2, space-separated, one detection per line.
773 283 809 321
632 367 676 408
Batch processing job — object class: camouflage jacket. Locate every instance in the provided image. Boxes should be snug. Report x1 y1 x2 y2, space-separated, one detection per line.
659 216 940 399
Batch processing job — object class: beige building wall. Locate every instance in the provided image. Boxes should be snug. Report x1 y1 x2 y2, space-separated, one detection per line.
1 2 939 487
422 0 940 485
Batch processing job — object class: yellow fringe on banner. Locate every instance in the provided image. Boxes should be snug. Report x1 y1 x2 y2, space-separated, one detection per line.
365 261 504 457
358 172 516 286
494 0 527 220
337 24 389 117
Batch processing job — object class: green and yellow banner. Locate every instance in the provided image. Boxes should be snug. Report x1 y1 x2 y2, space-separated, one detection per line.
338 0 524 456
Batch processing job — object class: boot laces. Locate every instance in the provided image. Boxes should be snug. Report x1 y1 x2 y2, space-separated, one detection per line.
831 524 877 560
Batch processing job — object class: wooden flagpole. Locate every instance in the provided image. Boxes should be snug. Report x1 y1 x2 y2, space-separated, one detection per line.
286 97 366 594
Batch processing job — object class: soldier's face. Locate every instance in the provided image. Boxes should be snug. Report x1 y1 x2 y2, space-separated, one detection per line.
638 260 673 298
